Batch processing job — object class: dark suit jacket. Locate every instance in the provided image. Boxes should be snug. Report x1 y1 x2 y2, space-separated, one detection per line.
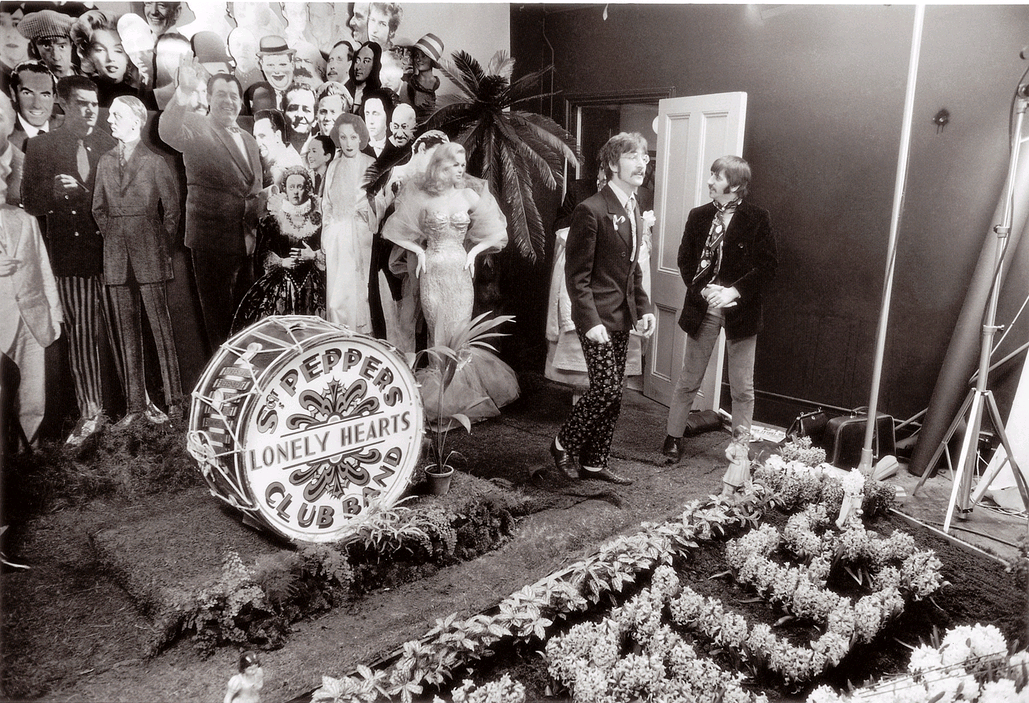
677 199 777 340
22 125 117 278
565 184 652 335
92 143 181 285
9 123 29 153
157 94 261 255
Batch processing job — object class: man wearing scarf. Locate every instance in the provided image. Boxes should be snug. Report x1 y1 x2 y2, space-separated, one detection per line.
662 155 778 462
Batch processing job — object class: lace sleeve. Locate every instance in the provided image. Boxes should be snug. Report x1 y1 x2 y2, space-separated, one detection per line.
381 181 429 249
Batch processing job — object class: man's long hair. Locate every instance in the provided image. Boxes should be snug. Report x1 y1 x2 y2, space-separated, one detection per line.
599 132 647 182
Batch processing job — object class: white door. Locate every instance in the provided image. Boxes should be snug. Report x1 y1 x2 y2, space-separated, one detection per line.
645 92 748 409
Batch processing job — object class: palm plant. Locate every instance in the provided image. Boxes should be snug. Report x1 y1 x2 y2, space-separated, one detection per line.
425 50 580 263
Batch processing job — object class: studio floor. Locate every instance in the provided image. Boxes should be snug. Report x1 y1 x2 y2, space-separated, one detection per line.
888 464 1027 565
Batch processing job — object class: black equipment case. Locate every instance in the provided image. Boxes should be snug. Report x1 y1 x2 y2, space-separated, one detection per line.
824 412 896 469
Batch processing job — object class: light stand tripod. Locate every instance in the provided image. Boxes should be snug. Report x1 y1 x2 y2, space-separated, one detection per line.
912 93 1029 533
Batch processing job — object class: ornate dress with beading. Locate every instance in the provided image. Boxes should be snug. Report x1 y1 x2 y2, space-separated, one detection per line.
383 177 519 423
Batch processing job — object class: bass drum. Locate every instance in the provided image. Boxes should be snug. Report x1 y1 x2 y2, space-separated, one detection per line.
187 315 424 543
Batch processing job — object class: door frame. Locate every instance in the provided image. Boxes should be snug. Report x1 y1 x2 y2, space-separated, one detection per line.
562 88 676 183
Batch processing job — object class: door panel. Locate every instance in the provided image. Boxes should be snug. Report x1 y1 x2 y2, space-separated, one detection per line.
645 93 748 410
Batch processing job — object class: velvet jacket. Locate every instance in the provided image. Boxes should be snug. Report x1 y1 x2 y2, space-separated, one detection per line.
677 199 777 340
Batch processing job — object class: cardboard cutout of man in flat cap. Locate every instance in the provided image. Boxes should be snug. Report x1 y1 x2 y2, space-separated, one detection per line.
18 9 78 78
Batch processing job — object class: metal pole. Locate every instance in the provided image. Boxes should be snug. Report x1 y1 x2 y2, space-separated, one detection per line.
858 4 925 474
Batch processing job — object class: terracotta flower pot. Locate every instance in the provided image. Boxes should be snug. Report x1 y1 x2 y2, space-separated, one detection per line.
426 464 455 496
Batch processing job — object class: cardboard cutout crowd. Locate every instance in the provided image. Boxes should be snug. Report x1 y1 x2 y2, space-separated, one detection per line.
0 2 519 449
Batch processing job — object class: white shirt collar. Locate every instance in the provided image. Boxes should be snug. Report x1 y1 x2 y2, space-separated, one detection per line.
607 180 635 210
17 114 48 138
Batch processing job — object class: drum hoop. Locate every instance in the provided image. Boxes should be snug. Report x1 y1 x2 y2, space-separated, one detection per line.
190 317 348 514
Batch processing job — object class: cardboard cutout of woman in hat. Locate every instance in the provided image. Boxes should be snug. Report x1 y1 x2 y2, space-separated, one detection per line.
401 33 442 123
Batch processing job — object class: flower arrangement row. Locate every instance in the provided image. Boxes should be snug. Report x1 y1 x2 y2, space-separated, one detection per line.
546 564 767 703
807 623 1029 703
670 581 851 686
309 444 902 703
312 492 781 703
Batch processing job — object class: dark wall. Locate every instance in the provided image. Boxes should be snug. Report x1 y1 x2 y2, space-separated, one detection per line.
512 3 1029 423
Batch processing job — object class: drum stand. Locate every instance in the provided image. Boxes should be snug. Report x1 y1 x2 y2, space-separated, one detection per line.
912 94 1029 533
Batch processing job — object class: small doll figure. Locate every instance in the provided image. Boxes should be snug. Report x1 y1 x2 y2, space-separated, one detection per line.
225 651 263 703
721 426 752 500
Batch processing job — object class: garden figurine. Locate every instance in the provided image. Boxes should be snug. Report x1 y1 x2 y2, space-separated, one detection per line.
225 651 263 703
722 426 752 499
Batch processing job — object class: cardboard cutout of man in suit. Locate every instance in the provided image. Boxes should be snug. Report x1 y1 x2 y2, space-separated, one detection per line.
661 155 777 463
23 74 116 446
158 57 261 350
93 95 182 427
549 132 656 485
0 91 63 450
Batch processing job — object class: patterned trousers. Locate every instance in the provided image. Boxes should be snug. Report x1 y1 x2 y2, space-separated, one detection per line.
557 329 630 469
56 275 107 418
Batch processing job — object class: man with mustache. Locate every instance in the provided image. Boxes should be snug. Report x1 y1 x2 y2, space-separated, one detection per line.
550 132 656 485
661 155 777 463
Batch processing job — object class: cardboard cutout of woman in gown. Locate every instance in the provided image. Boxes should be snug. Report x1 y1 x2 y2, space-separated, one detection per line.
321 112 375 332
383 142 518 423
231 165 325 333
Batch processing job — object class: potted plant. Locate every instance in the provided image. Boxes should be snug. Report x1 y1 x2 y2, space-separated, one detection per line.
415 312 515 495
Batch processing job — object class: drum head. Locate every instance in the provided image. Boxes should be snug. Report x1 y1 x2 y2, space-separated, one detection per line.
188 316 424 543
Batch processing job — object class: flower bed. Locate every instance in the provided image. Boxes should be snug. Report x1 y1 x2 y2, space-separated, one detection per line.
301 444 1025 703
808 623 1029 703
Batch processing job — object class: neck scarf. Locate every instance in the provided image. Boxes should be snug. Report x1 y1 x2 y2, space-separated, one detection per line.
692 197 740 287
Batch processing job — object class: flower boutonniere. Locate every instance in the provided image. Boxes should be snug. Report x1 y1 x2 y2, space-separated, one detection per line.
612 214 625 228
642 210 656 234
